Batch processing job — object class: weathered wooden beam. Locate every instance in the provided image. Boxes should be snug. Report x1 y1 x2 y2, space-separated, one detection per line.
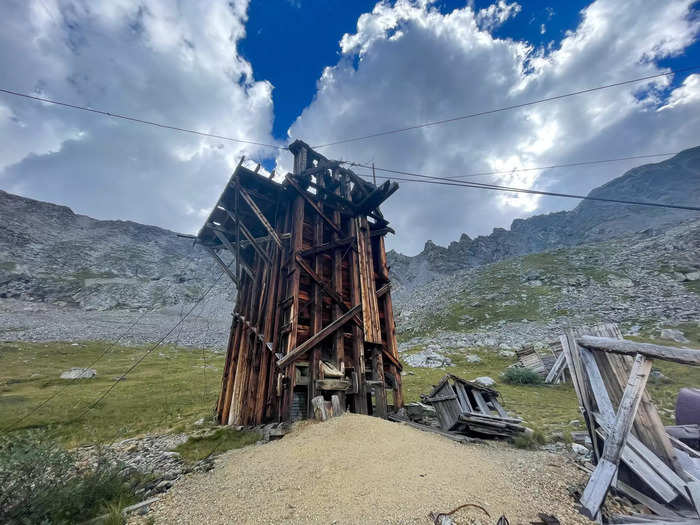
236 182 283 249
212 229 254 279
545 351 567 383
203 245 239 287
577 336 700 366
356 216 382 344
219 210 271 266
277 305 361 369
286 175 341 233
355 180 399 214
298 236 354 258
580 353 652 519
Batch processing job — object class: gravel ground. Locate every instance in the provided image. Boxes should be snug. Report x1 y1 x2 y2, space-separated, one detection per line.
143 414 590 524
0 298 231 350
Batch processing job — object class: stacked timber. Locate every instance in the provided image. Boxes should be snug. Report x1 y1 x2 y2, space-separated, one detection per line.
420 374 526 438
197 140 403 426
561 323 700 523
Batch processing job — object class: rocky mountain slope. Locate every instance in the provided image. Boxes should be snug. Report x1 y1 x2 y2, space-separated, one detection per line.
0 189 229 311
388 147 700 292
395 219 700 357
0 190 233 347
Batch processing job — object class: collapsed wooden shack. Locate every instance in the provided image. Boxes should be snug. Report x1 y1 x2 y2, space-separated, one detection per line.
196 140 403 426
561 324 700 522
422 374 526 438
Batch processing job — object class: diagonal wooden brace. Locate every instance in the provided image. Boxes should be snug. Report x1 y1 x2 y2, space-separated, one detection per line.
579 353 652 518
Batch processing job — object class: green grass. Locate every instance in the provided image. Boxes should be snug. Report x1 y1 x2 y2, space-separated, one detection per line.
173 427 260 463
0 341 224 447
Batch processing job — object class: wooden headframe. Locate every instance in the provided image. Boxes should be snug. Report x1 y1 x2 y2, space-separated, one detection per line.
197 140 403 425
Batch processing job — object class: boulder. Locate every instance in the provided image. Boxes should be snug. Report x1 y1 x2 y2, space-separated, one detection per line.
660 328 689 343
465 354 481 364
473 376 495 387
60 367 97 379
571 443 589 456
498 350 516 358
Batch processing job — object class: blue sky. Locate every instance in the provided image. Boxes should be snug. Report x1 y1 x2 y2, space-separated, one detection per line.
1 0 699 254
242 0 700 142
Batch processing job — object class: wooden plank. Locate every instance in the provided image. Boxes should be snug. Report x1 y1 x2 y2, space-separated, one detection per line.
687 482 700 519
308 190 324 419
490 398 508 418
594 426 679 503
580 354 652 518
615 481 682 519
330 198 345 371
221 209 271 266
277 305 362 368
545 351 568 383
371 347 388 418
211 229 254 279
355 216 382 344
286 176 341 233
299 236 353 258
578 336 700 366
203 245 239 287
472 390 491 415
237 182 283 248
562 330 603 461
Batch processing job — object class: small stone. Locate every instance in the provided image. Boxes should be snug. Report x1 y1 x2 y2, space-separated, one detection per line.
568 419 580 426
60 367 97 379
465 354 481 364
194 417 205 426
684 271 700 281
499 350 516 358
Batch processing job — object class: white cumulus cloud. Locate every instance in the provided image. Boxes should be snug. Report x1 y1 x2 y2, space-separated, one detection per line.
285 0 700 254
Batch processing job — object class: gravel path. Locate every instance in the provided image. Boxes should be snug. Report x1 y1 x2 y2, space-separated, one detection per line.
145 414 590 524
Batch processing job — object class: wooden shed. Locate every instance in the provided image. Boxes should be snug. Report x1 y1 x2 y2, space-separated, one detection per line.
196 140 403 425
424 374 525 438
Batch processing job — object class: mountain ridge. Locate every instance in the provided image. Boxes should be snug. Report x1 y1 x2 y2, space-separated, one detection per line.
387 146 700 292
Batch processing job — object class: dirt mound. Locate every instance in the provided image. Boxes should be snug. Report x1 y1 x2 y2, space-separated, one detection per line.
146 414 589 524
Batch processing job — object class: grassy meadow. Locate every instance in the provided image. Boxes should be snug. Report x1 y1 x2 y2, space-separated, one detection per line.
1 328 698 447
0 341 224 447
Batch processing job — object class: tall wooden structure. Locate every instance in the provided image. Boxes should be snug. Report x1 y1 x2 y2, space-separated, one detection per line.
197 140 403 425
